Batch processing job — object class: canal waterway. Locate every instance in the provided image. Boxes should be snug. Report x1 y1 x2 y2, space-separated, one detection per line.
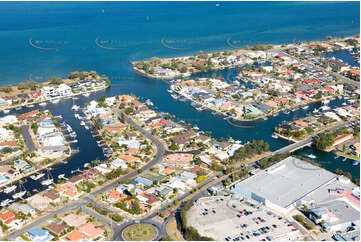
0 1 359 203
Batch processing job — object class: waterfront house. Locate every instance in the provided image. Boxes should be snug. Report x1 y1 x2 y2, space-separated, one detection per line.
41 86 58 97
14 159 32 172
68 174 83 184
8 202 35 216
57 84 72 97
333 134 353 147
111 158 128 169
43 189 61 203
17 110 39 120
27 228 54 241
117 154 140 164
27 194 51 211
0 115 18 125
0 98 8 110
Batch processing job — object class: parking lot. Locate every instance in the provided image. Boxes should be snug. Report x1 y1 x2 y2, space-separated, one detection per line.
187 196 302 241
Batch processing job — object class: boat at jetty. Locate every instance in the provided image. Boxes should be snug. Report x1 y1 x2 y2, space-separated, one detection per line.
12 183 26 199
72 105 80 111
50 98 60 104
39 102 47 106
41 171 53 186
2 109 10 114
353 160 359 166
58 174 65 179
302 105 309 110
271 133 278 139
3 185 17 194
30 173 45 180
83 93 90 97
1 199 14 207
322 99 330 104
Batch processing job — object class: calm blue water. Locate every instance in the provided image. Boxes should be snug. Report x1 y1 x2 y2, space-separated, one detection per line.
0 2 359 202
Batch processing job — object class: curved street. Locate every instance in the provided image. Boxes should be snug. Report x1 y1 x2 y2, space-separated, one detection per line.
7 110 166 240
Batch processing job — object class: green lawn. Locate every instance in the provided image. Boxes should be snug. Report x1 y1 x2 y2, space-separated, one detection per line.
123 224 157 241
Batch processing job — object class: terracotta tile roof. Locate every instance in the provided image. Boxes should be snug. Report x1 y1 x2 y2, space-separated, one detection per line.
63 230 88 241
0 211 15 221
79 222 104 239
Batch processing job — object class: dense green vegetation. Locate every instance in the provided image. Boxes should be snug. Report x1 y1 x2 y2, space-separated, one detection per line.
258 153 290 169
294 215 315 230
231 140 270 163
313 127 348 150
114 198 142 215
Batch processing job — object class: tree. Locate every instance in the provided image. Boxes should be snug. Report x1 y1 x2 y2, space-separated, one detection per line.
169 142 178 151
48 77 63 85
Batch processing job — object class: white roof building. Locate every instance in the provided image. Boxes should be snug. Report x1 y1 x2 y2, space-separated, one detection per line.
0 115 18 125
57 84 72 97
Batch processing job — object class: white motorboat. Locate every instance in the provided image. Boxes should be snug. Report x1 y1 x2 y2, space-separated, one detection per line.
39 102 47 106
72 105 80 111
41 170 54 186
307 154 316 159
83 93 90 97
50 98 60 104
58 174 65 179
12 190 26 199
30 173 45 180
3 109 10 114
320 105 330 111
41 179 53 186
145 99 154 106
342 102 347 106
302 105 309 110
84 126 89 130
322 99 330 104
271 133 278 139
80 121 85 126
3 185 17 194
1 199 13 207
27 104 35 108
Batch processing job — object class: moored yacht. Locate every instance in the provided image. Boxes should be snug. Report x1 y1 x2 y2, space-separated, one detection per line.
30 173 45 180
3 185 17 194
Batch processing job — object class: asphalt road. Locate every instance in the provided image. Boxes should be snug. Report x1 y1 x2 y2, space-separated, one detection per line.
7 110 166 240
21 125 36 152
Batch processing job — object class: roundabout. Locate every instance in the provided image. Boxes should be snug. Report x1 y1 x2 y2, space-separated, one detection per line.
113 220 164 241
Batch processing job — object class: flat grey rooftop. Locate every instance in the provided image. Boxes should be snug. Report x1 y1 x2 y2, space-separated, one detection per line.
233 156 337 208
318 199 360 226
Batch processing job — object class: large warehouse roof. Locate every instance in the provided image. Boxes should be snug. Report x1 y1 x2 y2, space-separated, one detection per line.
233 156 337 208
